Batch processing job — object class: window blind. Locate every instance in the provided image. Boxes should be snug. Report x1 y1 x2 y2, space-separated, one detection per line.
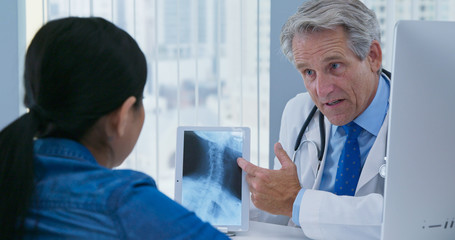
29 0 271 197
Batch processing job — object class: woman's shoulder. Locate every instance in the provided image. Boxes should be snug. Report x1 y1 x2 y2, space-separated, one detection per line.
109 169 229 239
111 168 157 186
100 168 159 203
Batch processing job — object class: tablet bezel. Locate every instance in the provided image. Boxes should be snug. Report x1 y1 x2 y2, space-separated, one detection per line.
174 126 250 232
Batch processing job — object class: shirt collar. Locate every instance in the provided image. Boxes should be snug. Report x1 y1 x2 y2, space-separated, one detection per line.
332 72 390 137
34 137 98 164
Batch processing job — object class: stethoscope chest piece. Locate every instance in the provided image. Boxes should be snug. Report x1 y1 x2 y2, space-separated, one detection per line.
379 164 387 178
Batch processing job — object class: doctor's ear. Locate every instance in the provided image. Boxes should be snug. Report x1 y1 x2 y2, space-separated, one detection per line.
367 40 382 74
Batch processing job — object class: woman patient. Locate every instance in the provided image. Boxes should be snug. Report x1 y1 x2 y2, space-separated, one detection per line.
0 17 229 239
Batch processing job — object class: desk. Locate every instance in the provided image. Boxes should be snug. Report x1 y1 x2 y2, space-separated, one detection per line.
231 221 311 239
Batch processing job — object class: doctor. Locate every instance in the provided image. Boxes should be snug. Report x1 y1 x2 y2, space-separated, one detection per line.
238 0 389 239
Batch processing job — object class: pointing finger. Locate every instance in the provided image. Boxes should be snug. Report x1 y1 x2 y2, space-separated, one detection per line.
274 142 293 168
237 157 258 176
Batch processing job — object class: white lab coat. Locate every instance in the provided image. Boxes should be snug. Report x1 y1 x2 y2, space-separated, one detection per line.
266 92 387 240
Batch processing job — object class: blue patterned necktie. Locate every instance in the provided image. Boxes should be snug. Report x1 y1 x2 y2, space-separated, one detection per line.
334 122 362 196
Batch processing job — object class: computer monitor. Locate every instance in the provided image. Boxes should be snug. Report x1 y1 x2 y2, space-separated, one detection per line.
382 20 455 239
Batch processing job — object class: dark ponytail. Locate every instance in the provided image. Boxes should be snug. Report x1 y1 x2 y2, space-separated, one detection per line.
0 111 42 238
0 17 147 238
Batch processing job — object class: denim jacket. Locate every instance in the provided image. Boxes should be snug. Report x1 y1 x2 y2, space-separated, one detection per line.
24 138 228 239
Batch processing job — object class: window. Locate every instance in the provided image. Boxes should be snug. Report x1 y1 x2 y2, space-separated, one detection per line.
362 0 455 70
26 0 271 198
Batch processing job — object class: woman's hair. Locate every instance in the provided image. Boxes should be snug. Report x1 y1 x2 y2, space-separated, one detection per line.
280 0 381 64
0 17 147 238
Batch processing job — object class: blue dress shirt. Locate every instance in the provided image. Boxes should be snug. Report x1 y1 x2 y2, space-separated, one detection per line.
292 73 390 225
25 138 229 239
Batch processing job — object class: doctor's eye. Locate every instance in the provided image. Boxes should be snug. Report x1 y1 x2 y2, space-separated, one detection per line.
303 69 317 81
331 63 340 69
304 69 317 79
329 63 345 74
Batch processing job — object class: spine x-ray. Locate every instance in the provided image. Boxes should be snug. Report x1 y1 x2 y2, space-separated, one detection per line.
182 130 243 226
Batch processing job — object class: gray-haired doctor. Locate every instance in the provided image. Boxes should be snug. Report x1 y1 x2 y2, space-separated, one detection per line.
238 0 390 239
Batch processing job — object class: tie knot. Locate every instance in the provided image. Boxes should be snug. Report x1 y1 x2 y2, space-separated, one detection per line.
342 122 361 138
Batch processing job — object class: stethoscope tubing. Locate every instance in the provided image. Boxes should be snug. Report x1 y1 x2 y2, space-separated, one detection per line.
293 105 326 162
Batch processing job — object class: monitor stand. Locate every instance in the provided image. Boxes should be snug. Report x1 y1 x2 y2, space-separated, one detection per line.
217 227 236 237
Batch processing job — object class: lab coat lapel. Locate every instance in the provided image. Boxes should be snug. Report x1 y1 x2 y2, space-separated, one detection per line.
356 114 389 192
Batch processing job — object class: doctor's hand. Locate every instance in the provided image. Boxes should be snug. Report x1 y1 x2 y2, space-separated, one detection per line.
237 142 301 217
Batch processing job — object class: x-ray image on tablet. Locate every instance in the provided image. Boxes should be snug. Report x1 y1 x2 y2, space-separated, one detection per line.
175 126 250 232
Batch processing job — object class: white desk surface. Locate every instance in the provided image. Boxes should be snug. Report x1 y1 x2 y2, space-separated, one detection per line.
231 221 311 239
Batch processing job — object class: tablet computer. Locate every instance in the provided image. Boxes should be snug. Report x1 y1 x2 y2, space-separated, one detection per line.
175 126 250 233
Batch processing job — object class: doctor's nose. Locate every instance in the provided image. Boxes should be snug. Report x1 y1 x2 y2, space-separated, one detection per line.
315 74 335 97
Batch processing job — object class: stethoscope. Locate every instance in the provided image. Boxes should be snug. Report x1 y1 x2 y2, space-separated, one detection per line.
291 106 387 179
292 105 325 173
291 70 392 179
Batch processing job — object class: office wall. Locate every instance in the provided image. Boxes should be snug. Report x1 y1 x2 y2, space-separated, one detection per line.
268 0 305 167
0 1 25 130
